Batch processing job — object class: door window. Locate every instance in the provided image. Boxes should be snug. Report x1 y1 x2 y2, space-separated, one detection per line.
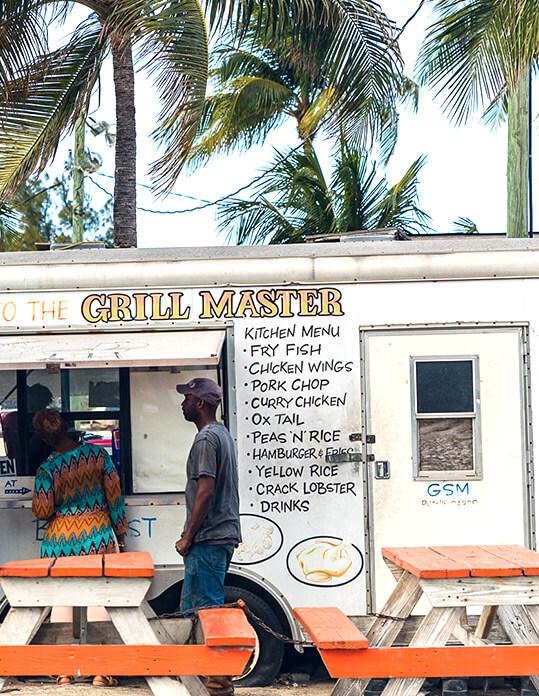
412 357 481 479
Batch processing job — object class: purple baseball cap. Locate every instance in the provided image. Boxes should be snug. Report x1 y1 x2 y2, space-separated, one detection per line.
176 378 222 405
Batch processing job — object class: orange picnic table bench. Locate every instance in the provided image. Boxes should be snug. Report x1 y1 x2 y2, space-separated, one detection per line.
295 544 539 696
0 552 256 696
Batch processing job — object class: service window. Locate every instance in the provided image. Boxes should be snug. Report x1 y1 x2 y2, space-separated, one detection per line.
0 329 227 492
411 357 481 479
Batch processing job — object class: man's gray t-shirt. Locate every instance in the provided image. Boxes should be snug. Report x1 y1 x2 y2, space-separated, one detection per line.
183 421 241 545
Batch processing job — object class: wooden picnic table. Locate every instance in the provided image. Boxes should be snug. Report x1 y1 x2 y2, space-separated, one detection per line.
0 552 256 696
296 544 539 696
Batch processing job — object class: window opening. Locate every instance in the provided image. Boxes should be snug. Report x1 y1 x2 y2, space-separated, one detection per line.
412 357 480 479
129 365 222 494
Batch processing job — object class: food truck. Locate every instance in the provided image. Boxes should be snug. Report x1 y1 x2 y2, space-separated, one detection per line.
0 236 537 684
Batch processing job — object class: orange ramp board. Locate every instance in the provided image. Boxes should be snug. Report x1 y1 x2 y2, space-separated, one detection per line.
0 645 252 676
318 644 539 679
199 608 256 647
294 607 368 649
51 555 103 577
0 558 55 577
382 547 468 578
104 552 154 577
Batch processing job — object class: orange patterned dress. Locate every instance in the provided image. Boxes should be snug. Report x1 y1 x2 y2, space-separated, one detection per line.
32 443 128 557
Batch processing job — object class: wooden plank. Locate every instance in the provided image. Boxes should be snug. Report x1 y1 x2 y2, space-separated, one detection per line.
51 555 103 577
293 608 368 650
0 644 253 675
382 547 468 578
474 605 498 639
141 601 209 696
420 575 539 607
380 606 465 696
109 606 193 696
331 571 423 696
0 558 54 577
479 545 539 575
1 576 151 607
0 607 50 691
430 545 522 577
451 621 488 647
199 608 256 648
347 614 510 646
499 605 539 693
32 617 194 647
318 644 539 679
104 552 154 577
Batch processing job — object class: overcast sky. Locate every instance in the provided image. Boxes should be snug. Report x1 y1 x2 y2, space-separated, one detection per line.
50 0 523 247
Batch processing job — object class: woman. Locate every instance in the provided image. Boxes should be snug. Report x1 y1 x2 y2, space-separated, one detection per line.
32 408 128 687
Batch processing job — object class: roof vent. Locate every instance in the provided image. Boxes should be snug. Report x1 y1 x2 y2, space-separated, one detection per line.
305 227 410 243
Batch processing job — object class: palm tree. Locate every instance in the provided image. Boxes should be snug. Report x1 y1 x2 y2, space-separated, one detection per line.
0 0 209 247
217 139 431 244
417 0 537 238
188 1 415 168
0 0 403 248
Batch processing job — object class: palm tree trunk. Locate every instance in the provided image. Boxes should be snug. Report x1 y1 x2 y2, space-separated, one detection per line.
111 35 137 247
507 67 530 238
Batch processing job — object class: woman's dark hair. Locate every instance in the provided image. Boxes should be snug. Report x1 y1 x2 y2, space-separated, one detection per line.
33 408 67 447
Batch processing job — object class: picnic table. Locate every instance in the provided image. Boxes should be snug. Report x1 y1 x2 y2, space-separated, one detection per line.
295 544 539 696
0 552 256 696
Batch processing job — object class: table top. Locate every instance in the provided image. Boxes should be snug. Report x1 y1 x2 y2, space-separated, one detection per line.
0 552 154 578
382 544 539 579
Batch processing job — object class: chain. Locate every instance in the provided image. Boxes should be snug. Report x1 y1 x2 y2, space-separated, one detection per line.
150 601 242 621
367 612 406 622
151 599 407 643
151 599 303 645
238 600 304 646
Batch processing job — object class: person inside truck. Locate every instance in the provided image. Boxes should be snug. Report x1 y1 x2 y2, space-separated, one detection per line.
0 383 54 474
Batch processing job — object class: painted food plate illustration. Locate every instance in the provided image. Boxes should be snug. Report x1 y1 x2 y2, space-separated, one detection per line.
233 514 283 565
287 536 363 587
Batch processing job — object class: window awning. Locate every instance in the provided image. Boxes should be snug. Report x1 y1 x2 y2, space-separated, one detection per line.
0 330 226 370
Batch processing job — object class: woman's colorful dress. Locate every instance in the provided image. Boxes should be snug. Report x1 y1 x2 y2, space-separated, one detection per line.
32 443 128 557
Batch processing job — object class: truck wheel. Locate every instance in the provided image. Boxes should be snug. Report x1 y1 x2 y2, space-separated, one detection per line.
224 586 285 687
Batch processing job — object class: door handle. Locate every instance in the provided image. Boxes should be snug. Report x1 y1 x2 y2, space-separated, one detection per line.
374 460 390 479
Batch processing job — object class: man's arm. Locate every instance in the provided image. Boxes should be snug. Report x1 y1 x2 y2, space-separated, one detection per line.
175 475 215 556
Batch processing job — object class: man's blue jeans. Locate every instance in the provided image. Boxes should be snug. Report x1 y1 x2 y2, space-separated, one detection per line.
180 543 234 614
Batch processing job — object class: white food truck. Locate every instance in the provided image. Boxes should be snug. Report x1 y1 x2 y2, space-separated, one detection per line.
0 236 536 683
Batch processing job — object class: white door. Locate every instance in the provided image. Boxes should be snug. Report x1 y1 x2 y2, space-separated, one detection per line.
362 326 531 611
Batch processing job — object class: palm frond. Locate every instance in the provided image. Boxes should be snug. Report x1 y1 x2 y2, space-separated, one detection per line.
0 204 22 250
188 76 296 167
332 139 387 230
320 0 404 143
453 216 479 234
372 155 431 233
0 18 105 201
417 0 519 124
217 196 300 244
212 45 289 85
197 0 407 165
0 1 47 95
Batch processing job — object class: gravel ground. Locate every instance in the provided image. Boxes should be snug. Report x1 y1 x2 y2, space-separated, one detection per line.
0 678 523 696
1 678 335 696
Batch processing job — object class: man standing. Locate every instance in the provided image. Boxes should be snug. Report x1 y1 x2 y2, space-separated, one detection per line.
175 378 241 696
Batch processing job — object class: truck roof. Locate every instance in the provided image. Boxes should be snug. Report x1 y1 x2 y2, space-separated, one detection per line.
3 238 539 289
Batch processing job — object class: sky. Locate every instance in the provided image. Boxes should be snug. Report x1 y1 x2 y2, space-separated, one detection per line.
48 0 520 248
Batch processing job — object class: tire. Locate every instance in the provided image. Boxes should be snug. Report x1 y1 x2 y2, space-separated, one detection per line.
148 582 182 616
224 586 285 687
